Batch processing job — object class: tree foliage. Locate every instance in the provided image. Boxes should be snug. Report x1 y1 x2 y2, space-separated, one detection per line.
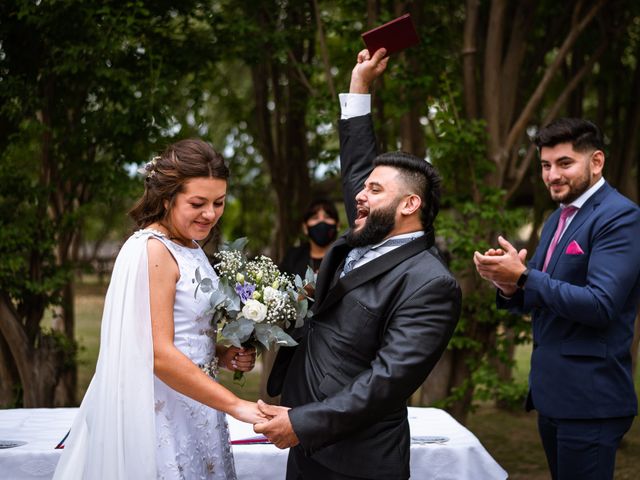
2 0 639 414
0 0 227 406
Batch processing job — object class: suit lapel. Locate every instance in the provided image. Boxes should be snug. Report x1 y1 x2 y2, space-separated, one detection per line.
313 234 432 316
545 182 610 273
313 237 351 306
537 211 560 270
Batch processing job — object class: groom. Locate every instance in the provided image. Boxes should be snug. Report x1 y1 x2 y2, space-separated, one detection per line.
254 49 461 480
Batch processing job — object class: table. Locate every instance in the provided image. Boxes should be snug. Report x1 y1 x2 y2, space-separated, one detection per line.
0 407 507 479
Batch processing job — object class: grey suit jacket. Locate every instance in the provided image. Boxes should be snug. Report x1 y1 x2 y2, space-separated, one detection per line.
268 115 461 479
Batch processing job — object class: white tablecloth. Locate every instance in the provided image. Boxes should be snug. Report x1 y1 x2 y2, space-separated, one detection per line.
0 407 507 479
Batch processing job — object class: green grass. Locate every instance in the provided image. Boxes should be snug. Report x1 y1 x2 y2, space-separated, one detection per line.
69 278 639 478
74 279 108 398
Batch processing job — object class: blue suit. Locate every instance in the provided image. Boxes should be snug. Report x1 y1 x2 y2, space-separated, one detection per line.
498 181 640 478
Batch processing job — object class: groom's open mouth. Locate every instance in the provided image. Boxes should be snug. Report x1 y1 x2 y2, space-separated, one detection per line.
354 206 369 228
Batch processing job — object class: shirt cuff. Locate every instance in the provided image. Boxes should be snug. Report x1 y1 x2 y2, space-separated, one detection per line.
497 289 513 300
339 93 371 119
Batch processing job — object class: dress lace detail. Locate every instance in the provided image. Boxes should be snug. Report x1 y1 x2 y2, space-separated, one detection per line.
135 227 168 238
151 234 236 480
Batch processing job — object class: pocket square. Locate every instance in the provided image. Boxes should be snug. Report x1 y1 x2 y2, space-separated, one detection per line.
565 240 584 255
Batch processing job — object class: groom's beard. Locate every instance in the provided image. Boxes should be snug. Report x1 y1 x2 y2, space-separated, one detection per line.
345 202 397 248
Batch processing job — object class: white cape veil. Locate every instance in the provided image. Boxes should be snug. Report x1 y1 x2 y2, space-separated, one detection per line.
54 231 156 479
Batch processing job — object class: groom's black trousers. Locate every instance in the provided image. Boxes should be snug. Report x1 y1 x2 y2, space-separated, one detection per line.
286 446 409 480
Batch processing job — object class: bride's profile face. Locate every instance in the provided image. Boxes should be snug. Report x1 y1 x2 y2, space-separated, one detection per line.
165 176 227 243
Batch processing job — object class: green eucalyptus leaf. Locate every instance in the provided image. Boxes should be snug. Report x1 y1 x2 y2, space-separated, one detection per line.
221 317 255 347
255 324 298 348
208 289 227 309
295 298 308 328
304 266 316 285
221 237 249 252
253 324 273 349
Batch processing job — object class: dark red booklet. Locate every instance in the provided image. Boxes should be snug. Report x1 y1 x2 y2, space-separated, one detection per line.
361 13 420 56
230 434 271 445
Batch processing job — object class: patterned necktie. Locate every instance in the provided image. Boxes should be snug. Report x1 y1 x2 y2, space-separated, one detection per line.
340 237 417 277
340 246 372 277
542 206 578 272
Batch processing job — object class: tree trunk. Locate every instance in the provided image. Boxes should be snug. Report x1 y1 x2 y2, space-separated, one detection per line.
493 326 516 410
398 12 427 158
0 334 20 407
0 294 64 407
616 41 640 201
399 107 425 157
247 2 315 397
462 0 480 120
411 350 453 406
447 348 477 423
55 279 77 406
22 334 64 407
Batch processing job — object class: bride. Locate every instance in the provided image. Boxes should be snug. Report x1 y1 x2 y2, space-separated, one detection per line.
54 139 265 479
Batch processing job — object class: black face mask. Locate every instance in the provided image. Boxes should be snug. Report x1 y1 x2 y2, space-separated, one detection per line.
307 221 338 247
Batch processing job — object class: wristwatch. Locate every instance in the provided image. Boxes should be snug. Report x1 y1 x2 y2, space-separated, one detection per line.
516 268 530 289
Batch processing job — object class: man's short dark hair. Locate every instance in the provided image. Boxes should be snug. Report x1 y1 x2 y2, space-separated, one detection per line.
373 151 441 231
534 118 605 153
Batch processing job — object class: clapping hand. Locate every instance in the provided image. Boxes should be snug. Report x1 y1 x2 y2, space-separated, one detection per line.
253 400 300 449
473 236 527 296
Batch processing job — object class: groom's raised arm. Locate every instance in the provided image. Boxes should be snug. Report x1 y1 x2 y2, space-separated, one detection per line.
338 48 389 224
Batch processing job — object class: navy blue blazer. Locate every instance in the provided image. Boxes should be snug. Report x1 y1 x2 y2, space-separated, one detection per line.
499 181 640 419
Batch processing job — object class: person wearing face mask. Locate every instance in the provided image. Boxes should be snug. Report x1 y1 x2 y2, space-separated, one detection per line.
280 198 340 278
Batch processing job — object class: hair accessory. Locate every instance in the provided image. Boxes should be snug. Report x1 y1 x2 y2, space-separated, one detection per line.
137 155 160 178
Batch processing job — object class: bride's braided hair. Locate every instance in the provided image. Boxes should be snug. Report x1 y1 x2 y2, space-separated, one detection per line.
129 139 229 231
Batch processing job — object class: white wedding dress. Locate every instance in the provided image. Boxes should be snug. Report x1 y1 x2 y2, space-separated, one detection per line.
54 229 237 479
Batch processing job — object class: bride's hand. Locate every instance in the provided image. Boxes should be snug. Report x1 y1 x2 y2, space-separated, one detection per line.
229 399 269 424
219 345 257 372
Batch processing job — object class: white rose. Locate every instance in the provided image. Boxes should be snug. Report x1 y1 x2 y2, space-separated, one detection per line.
241 299 268 323
263 286 281 303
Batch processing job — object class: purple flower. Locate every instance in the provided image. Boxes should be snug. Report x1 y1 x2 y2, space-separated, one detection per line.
235 282 256 303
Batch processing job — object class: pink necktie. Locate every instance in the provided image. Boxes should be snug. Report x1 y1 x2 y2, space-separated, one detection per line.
542 206 578 272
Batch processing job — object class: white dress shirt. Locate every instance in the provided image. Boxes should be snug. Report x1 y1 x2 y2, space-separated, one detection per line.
339 93 371 119
351 232 425 271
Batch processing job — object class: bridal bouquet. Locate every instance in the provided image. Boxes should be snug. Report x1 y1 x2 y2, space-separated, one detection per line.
195 238 314 381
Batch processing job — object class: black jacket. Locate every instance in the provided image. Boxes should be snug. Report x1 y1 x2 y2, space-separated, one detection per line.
268 115 461 479
280 242 312 279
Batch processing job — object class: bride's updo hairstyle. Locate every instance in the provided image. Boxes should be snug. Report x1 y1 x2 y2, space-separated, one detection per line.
129 138 229 229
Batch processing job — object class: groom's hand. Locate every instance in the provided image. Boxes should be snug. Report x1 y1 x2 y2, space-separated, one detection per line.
253 399 299 449
349 47 389 94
